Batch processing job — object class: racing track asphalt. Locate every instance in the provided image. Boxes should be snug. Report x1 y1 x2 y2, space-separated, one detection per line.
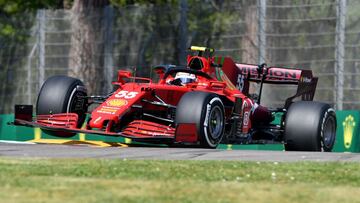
0 142 360 162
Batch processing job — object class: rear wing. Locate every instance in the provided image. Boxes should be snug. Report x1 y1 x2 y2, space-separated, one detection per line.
215 57 318 108
236 64 302 85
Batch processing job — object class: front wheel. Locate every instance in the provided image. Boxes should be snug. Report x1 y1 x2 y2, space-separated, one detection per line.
284 101 337 151
175 91 225 148
36 75 88 136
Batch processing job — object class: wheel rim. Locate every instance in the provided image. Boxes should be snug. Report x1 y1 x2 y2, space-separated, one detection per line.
323 116 336 149
208 106 224 140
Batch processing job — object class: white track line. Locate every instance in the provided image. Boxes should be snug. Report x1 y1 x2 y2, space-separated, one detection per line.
0 140 36 144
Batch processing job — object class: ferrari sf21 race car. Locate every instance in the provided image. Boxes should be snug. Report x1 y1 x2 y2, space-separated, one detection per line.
13 46 337 151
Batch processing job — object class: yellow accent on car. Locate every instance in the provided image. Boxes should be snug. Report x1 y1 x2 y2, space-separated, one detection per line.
190 46 214 52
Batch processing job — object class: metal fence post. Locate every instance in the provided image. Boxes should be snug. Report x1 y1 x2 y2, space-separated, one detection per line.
26 9 44 105
335 0 347 110
27 44 37 105
37 9 46 90
178 0 188 66
103 6 114 93
258 0 266 64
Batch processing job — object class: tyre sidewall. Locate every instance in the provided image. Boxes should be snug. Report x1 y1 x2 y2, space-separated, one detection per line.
320 108 336 151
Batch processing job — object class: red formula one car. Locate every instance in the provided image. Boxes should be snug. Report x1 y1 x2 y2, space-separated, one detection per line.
13 46 336 151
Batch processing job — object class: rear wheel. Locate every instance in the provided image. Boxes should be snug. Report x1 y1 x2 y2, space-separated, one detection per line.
175 91 225 148
284 101 336 151
36 75 88 136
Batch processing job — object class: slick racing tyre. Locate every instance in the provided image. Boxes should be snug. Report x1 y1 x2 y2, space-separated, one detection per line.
176 91 225 148
36 75 88 136
284 101 336 152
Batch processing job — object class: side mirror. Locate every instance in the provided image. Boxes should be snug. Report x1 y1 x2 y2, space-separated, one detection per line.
152 65 176 84
116 70 132 84
153 65 167 75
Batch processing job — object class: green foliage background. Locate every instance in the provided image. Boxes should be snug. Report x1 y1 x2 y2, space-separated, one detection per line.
1 0 360 113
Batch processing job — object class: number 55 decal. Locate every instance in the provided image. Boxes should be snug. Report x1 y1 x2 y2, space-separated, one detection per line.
236 74 245 91
115 90 139 99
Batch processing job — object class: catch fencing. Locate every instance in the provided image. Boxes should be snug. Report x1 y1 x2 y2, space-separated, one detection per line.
1 0 360 114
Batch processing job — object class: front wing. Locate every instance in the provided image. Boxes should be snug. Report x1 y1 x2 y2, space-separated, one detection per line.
13 114 176 144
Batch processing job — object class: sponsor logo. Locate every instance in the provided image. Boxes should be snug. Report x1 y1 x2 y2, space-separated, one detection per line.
203 104 212 127
96 106 119 115
106 99 128 107
238 66 297 80
343 115 356 149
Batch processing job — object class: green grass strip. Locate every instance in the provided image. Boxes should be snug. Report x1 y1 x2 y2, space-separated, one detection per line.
0 158 359 203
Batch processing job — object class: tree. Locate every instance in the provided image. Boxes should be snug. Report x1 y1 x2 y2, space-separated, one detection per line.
68 0 110 94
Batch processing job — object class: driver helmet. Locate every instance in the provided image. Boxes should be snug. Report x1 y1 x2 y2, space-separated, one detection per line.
174 72 196 85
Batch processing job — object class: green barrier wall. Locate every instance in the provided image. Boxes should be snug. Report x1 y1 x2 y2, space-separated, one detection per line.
0 114 34 141
1 111 359 152
333 110 360 152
